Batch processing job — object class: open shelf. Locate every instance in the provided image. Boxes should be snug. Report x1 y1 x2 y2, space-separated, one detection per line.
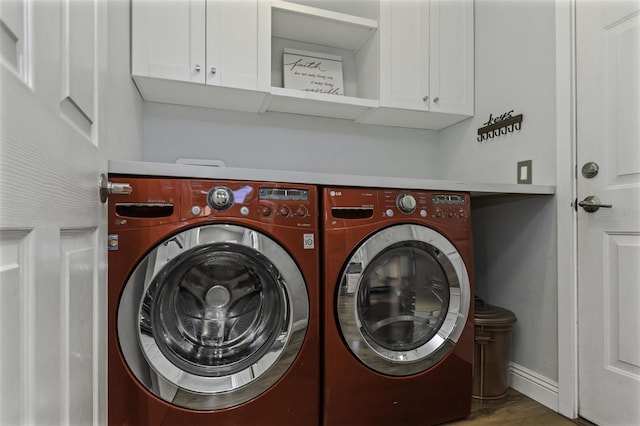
271 0 377 51
268 87 377 120
266 0 380 120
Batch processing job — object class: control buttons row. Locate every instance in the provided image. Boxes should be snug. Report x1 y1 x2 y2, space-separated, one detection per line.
192 204 309 218
435 208 467 219
261 205 308 218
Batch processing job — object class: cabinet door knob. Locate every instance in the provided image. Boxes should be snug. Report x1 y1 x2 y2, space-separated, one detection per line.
195 64 201 72
433 97 439 103
423 96 429 102
211 67 216 74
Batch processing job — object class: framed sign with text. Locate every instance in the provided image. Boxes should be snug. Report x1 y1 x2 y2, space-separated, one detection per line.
283 48 344 96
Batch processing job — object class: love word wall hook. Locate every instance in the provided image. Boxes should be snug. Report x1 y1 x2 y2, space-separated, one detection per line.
477 110 523 142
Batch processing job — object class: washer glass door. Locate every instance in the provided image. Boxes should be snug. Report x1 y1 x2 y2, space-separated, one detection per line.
337 224 470 376
117 224 309 410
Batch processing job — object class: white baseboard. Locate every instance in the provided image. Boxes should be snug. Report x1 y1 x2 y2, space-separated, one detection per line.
509 362 559 411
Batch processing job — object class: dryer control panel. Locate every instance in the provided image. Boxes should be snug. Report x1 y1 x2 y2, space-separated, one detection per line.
324 187 470 229
381 190 430 218
382 190 469 222
430 194 469 221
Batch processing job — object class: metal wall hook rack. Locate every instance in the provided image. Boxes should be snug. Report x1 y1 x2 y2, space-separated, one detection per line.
477 114 523 142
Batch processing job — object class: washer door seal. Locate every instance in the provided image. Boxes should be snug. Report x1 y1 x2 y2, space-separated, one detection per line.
117 224 309 411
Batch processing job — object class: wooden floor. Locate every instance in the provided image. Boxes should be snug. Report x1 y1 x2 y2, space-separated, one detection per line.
443 389 593 426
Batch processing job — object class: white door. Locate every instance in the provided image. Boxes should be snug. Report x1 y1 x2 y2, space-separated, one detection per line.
1 0 108 424
576 1 640 425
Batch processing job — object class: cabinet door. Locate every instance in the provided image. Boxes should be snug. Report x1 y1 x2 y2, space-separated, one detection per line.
132 0 206 84
429 0 474 115
206 0 260 90
378 0 430 110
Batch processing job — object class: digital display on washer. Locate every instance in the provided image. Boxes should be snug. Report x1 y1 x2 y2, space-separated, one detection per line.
432 194 466 205
259 187 309 201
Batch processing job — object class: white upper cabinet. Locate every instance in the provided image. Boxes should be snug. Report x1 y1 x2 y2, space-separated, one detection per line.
206 0 262 90
429 0 474 116
131 0 268 113
358 0 474 129
132 0 205 83
379 0 431 111
130 0 474 128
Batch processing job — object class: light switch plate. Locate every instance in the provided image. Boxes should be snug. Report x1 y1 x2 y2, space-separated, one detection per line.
517 160 532 184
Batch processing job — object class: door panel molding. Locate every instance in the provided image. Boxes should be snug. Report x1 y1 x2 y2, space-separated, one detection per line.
60 228 98 425
60 0 95 139
604 232 640 377
0 228 34 425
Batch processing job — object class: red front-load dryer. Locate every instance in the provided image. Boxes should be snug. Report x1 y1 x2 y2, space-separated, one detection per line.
322 187 474 426
108 177 319 425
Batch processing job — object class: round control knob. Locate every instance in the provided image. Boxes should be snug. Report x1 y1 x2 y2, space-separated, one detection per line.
295 206 308 218
396 193 417 214
435 208 443 218
207 186 234 211
278 205 291 217
259 205 273 217
459 209 466 218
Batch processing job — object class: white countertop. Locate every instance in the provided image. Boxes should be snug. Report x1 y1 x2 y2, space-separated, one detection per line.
108 160 555 197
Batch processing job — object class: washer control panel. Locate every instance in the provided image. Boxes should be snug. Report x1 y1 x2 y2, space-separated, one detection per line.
184 180 317 228
381 190 469 222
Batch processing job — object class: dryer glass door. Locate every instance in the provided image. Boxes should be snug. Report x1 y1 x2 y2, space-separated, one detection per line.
357 243 450 352
117 224 309 410
337 224 470 376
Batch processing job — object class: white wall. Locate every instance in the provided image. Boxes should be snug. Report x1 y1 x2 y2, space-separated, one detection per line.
453 0 560 401
439 0 557 185
142 103 442 178
106 0 144 161
472 195 558 385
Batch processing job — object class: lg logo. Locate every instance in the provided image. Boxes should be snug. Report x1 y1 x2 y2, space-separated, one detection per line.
330 190 342 197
